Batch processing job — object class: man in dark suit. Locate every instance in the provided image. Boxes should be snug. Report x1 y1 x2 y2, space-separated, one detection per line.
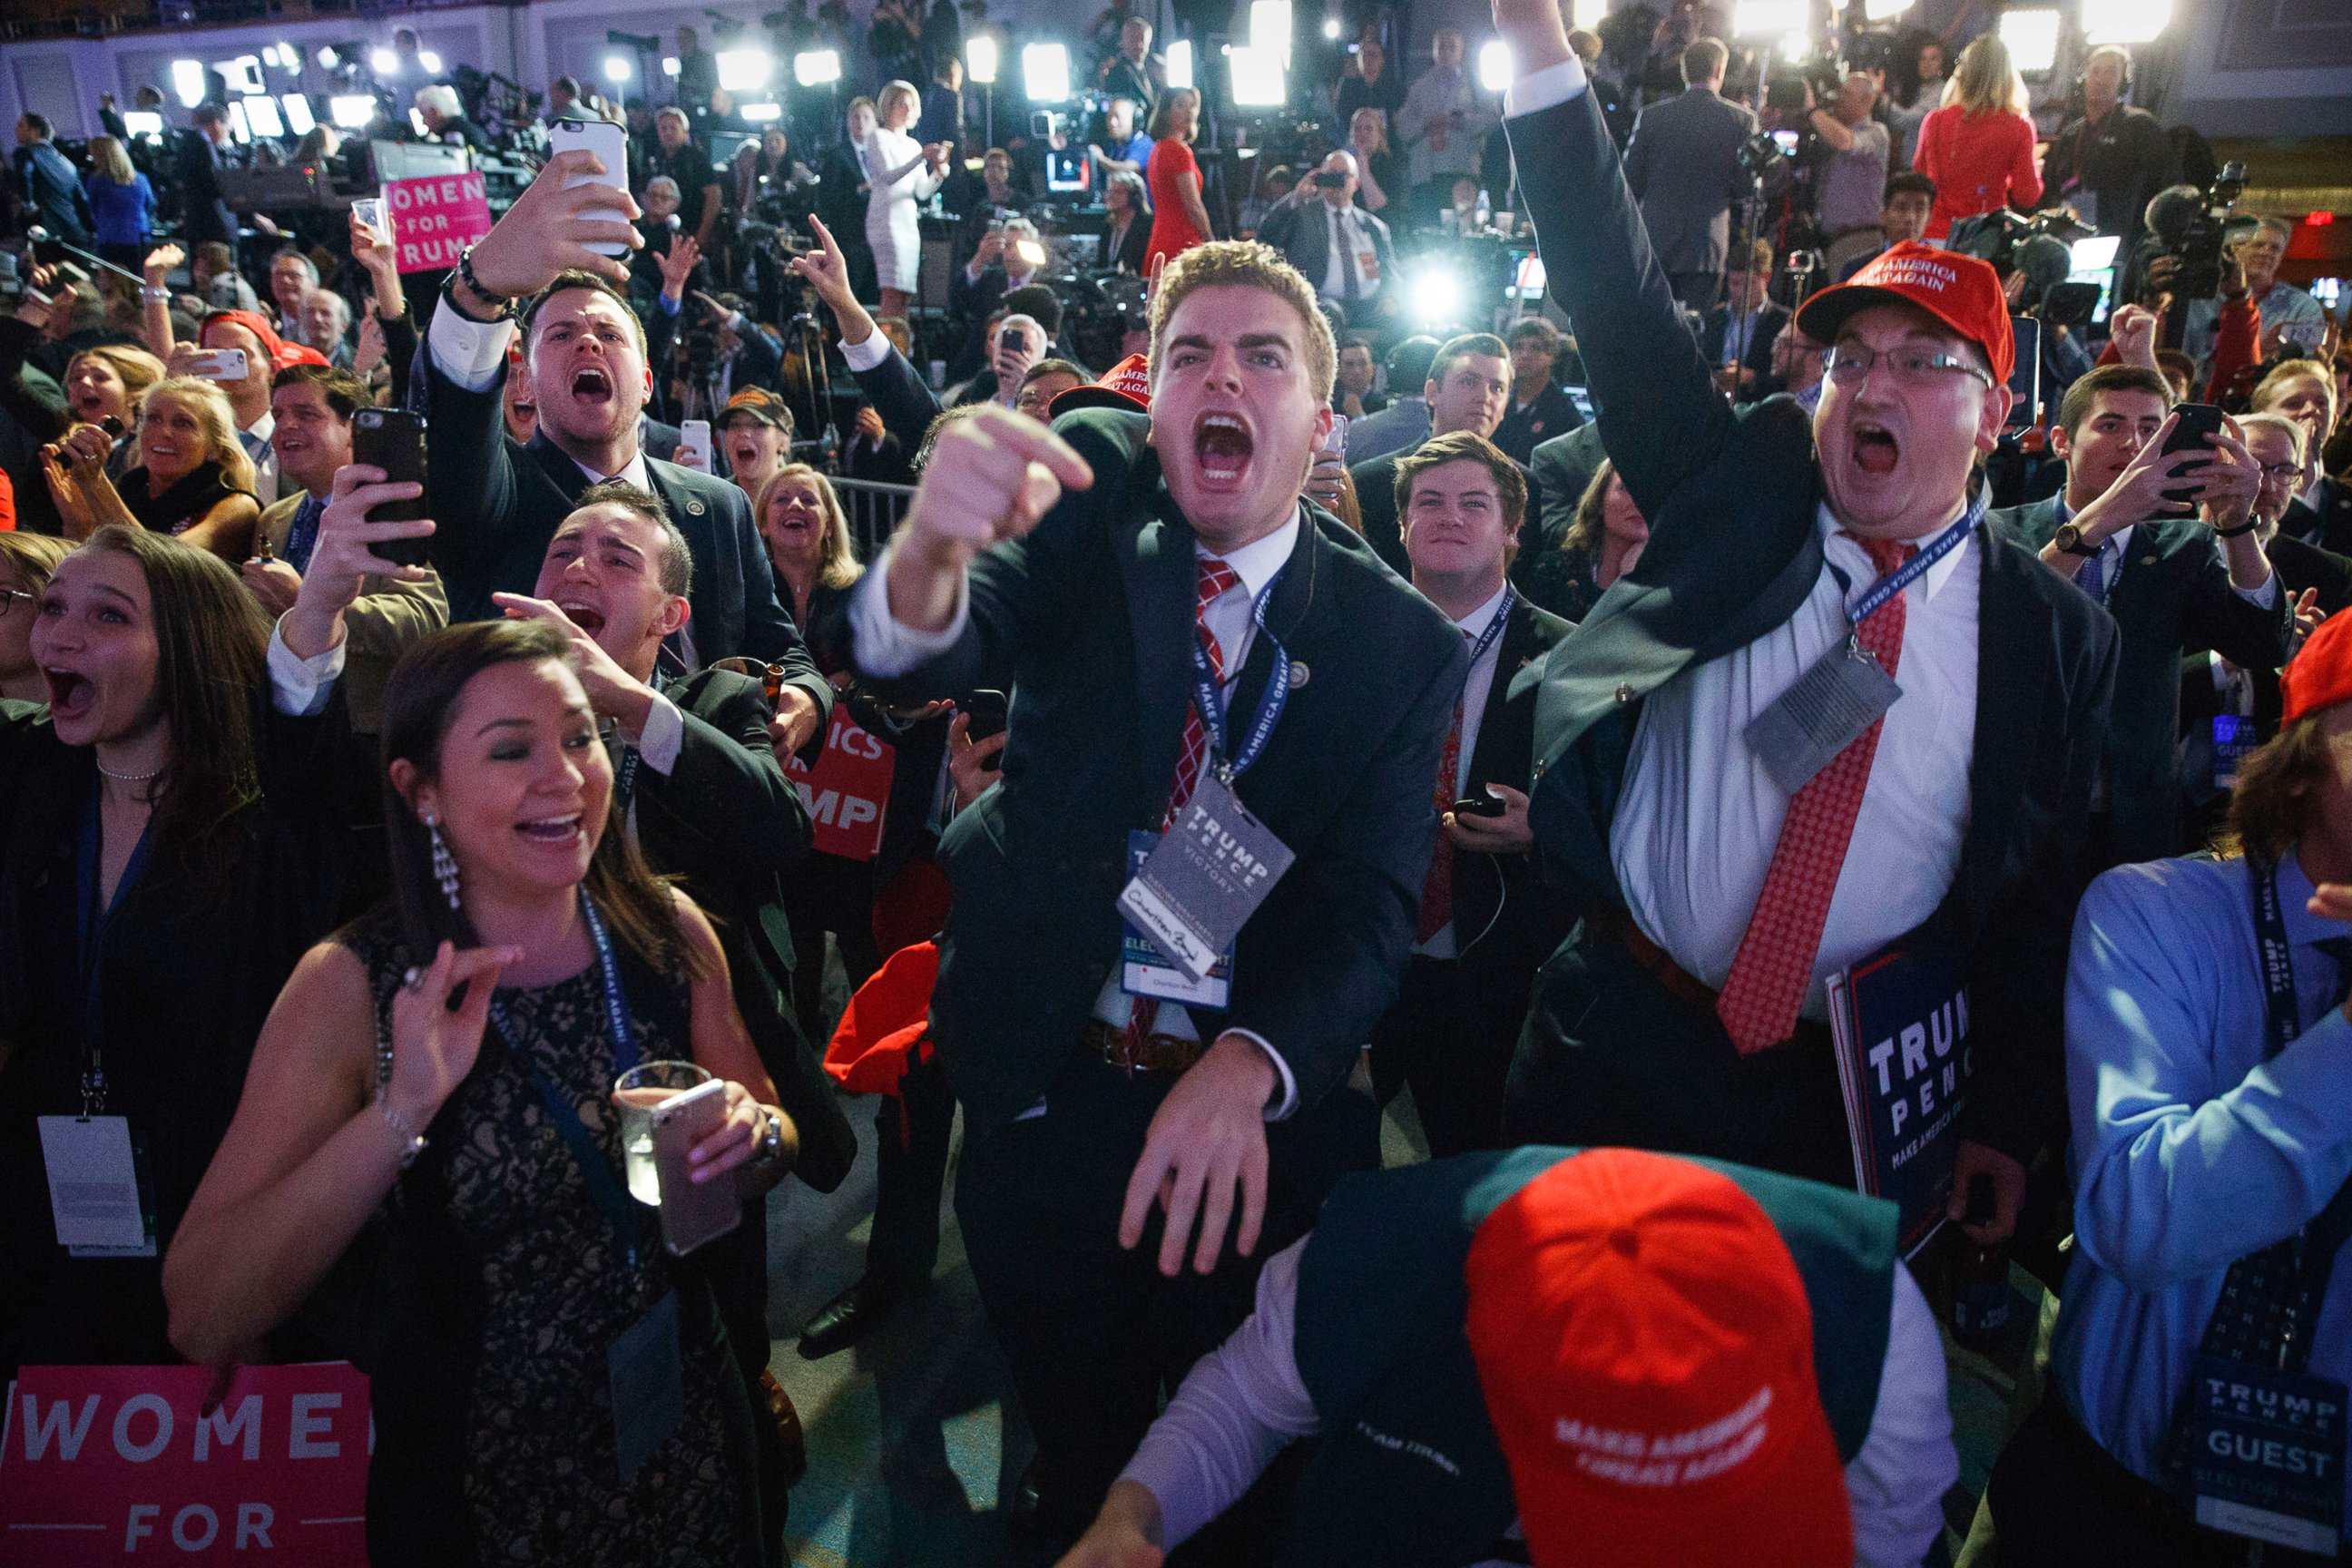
848 244 1465 1544
1349 331 1518 577
1367 432 1574 1158
1990 364 2287 868
947 226 1053 381
1490 1 2116 1253
1490 317 1584 466
2244 411 2352 616
172 104 239 250
421 153 831 759
1254 152 1398 333
2255 360 2352 556
1701 238 1791 396
1621 36 1755 309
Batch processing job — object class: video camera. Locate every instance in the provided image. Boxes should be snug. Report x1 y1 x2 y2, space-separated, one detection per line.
1947 207 2102 327
2142 162 2251 302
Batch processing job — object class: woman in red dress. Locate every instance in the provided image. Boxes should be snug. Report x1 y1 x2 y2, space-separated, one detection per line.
1144 87 1214 271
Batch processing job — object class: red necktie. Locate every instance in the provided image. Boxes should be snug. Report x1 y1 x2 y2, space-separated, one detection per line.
1121 557 1242 1063
1715 535 1915 1055
1416 691 1465 943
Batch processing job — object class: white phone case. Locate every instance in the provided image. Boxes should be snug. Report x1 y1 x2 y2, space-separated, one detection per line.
649 1077 740 1256
550 119 632 258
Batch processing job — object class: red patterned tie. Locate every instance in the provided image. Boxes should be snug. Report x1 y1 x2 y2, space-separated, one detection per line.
1416 695 1465 943
1715 535 1915 1055
1120 557 1242 1063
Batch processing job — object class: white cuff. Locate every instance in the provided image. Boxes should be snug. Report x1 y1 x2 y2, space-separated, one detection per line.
841 330 891 372
2232 567 2279 609
633 691 686 774
848 544 969 677
426 299 517 394
1504 55 1589 118
1217 1027 1299 1122
267 615 346 716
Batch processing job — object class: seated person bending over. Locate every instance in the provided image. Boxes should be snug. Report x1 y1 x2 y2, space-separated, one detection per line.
1487 0 2117 1250
1058 1147 1955 1568
420 145 828 739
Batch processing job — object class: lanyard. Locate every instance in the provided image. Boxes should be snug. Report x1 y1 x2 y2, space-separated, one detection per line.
488 893 648 1268
1188 567 1290 785
74 785 155 1116
1461 588 1515 683
1840 493 1984 630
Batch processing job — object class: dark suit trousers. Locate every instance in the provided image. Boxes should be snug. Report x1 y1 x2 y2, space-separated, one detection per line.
1501 923 1857 1191
1367 955 1513 1159
955 1053 1379 1545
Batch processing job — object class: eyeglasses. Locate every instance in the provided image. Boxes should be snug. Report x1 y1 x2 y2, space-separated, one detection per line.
2259 462 2306 483
0 589 33 619
1822 345 1996 391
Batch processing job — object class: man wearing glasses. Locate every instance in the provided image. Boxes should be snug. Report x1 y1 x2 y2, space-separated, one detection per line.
1991 365 2287 869
1488 0 2118 1253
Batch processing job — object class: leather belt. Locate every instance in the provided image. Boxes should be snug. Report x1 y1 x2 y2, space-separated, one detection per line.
1592 907 1720 1016
1082 1018 1205 1074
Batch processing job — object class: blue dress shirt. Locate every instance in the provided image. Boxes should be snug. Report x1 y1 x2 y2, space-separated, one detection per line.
2053 848 2352 1510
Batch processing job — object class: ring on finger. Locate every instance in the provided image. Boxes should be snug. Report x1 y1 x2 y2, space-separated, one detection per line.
402 965 426 993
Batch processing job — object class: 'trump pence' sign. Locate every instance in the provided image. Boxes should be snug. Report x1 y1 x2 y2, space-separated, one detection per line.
0 1363 369 1563
384 172 493 275
784 708 896 861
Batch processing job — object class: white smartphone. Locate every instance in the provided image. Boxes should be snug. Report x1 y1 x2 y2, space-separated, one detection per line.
547 118 632 258
184 348 250 381
649 1076 740 1256
1326 411 1348 464
679 418 712 472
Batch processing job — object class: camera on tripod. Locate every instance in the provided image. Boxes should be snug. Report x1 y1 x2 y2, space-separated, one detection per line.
2144 162 2251 302
1947 206 2102 325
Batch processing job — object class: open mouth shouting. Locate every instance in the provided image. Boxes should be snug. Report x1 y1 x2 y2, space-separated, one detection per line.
44 666 96 722
1850 420 1900 477
728 435 765 472
554 596 607 634
71 388 110 420
1193 412 1255 490
515 811 585 848
569 365 613 405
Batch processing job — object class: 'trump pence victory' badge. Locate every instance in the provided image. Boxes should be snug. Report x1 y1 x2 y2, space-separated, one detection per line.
1118 776 1295 979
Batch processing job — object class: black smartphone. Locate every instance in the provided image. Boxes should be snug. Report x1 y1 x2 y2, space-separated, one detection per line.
965 689 1008 771
349 408 432 567
2158 402 2226 511
1451 793 1506 818
1312 170 1348 189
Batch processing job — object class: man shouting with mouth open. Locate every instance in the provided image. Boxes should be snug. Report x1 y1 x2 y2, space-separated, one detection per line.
850 239 1466 1549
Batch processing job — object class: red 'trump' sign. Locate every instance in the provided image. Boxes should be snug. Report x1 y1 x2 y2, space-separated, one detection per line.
785 708 896 860
0 1362 370 1563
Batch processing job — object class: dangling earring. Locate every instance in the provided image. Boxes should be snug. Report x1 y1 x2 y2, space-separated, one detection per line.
425 814 461 911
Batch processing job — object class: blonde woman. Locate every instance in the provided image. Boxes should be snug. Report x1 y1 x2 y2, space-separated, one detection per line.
862 80 949 318
1913 34 2043 240
1346 106 1398 214
63 344 167 477
42 377 260 560
0 533 74 702
753 464 861 665
82 133 155 275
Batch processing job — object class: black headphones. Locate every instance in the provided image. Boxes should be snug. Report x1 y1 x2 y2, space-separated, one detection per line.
2073 43 2133 110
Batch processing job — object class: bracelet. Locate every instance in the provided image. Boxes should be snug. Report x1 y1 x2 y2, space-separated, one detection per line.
451 244 522 323
140 284 169 302
2216 520 2260 538
377 1098 428 1169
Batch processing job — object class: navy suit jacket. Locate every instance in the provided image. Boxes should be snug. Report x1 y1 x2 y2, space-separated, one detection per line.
862 408 1466 1128
1491 382 1584 467
1510 83 2118 1167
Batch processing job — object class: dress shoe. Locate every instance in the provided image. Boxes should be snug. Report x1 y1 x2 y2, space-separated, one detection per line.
759 1368 807 1485
795 1271 905 1359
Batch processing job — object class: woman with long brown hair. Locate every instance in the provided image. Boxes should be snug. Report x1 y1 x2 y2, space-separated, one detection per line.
1144 86 1214 270
164 618 793 1567
0 526 361 1381
43 376 260 559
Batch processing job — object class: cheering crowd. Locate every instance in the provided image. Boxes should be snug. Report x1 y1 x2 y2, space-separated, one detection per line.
5 0 2352 1563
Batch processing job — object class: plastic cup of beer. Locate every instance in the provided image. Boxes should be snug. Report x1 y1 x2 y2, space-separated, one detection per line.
612 1060 712 1205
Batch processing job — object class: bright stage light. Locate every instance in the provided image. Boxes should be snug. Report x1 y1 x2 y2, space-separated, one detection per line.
171 60 207 108
1733 0 1805 36
603 54 634 84
1410 266 1465 326
1228 45 1286 106
966 34 998 84
1023 43 1071 103
370 47 399 75
280 93 316 134
241 94 284 136
329 93 377 129
1250 0 1293 64
1864 0 1912 18
740 101 783 122
793 49 841 86
225 101 251 142
717 48 770 91
1999 8 2062 73
1322 16 1340 39
1164 39 1194 90
2083 0 2171 44
1478 40 1512 93
419 49 443 74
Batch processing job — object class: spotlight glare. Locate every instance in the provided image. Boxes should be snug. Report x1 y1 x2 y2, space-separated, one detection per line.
1864 0 1912 18
1732 0 1806 36
740 101 783 121
663 56 682 76
1477 39 1512 93
418 49 443 74
965 34 998 84
603 54 634 84
225 100 252 142
716 48 770 91
1998 7 2062 73
1022 42 1072 103
1322 16 1340 38
329 93 377 129
241 93 285 136
316 46 339 68
280 93 316 134
1227 44 1287 106
1572 0 1606 24
2082 0 2171 44
1249 0 1293 65
1410 266 1465 326
792 49 842 86
171 59 207 108
1778 29 1811 62
370 47 399 75
1164 39 1194 90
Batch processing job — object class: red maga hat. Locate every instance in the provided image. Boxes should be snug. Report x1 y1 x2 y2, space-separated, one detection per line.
1794 241 2014 387
1048 351 1151 417
2282 609 2352 726
1463 1149 1853 1568
200 309 328 373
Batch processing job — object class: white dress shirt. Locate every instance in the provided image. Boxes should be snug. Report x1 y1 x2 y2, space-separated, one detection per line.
851 511 1308 1119
240 409 278 506
1120 1234 1956 1567
1611 505 1981 1020
1416 583 1511 962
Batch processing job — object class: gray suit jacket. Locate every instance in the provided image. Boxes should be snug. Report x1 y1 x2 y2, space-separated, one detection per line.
1622 85 1757 275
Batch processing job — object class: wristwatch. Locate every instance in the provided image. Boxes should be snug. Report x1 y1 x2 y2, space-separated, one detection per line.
754 1105 785 1164
2052 521 2101 558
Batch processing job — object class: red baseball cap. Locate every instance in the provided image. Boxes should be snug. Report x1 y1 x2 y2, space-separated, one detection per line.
1048 351 1151 416
1463 1150 1853 1568
201 309 328 373
1794 241 2014 386
2282 608 2352 726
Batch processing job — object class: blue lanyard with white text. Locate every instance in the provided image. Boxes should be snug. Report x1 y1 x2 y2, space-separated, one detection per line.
2249 859 2305 1058
1462 589 1515 681
1189 568 1289 784
489 892 648 1267
74 785 154 1113
1840 493 1984 630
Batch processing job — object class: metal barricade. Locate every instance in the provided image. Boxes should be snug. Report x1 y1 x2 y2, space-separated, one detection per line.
831 477 916 563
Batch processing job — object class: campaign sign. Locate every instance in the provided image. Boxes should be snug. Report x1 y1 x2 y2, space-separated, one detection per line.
2190 1355 2346 1556
784 708 894 861
384 172 493 275
0 1362 368 1563
1826 944 1971 1258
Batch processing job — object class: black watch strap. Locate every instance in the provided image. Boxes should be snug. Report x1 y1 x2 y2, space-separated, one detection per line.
2216 520 2260 539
